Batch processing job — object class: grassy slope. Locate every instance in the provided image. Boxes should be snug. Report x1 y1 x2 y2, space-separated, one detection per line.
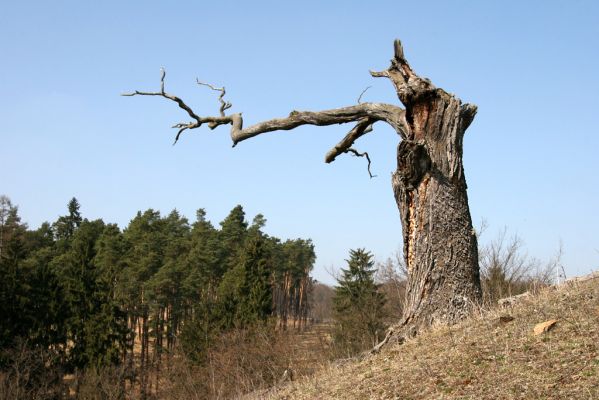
254 275 599 399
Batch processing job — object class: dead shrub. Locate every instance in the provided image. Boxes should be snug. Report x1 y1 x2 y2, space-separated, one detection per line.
376 254 406 323
158 323 330 399
76 365 126 400
0 341 64 400
479 228 557 305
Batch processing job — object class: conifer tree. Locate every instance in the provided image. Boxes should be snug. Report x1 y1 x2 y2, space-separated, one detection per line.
0 197 68 367
333 248 386 356
216 212 273 328
0 197 30 350
238 232 272 324
218 205 248 276
53 197 82 242
184 208 219 301
53 219 127 370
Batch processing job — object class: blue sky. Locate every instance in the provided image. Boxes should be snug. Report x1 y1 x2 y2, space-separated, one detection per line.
1 1 598 284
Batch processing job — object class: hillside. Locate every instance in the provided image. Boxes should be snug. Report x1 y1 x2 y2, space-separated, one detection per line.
253 274 599 399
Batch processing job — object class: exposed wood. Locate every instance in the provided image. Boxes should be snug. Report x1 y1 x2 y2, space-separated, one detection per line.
377 40 481 337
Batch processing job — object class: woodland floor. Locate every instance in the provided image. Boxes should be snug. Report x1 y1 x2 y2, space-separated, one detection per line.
249 273 599 400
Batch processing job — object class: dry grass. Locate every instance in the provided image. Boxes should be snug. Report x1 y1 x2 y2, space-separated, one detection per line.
253 274 599 399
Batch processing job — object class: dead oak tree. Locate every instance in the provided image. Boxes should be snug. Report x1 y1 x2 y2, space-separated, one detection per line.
125 39 482 340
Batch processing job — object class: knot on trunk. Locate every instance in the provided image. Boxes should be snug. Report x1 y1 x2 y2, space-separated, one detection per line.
397 140 431 190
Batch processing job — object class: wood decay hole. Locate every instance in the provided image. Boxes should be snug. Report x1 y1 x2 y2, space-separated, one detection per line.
406 190 416 274
397 140 431 190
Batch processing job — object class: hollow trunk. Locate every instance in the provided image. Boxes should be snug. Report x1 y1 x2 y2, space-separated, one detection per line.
393 85 481 335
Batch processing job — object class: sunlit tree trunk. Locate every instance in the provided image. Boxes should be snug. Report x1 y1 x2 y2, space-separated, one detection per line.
392 87 481 334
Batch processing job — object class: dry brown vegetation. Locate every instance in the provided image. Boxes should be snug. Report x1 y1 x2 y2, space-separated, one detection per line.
253 274 599 399
479 230 557 305
156 324 332 399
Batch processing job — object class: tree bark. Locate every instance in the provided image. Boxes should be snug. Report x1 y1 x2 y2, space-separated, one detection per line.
374 41 482 335
392 95 481 334
125 39 482 339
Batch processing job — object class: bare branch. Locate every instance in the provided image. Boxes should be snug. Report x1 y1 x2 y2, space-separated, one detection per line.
346 147 376 178
325 118 373 163
172 122 199 145
123 70 239 143
196 79 232 116
233 103 406 145
122 69 202 124
460 103 478 130
357 86 371 103
369 69 389 78
124 68 409 152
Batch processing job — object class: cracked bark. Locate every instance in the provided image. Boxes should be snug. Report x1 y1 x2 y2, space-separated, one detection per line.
125 39 481 341
377 41 481 339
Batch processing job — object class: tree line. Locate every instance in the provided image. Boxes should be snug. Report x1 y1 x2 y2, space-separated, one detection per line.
0 195 315 397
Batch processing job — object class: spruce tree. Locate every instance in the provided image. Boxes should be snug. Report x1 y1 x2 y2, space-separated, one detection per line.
332 248 386 356
53 197 82 242
53 219 127 370
217 232 272 328
184 208 219 301
218 205 248 276
0 197 29 350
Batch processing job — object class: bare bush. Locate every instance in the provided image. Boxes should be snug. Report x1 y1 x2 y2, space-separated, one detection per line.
479 228 558 304
77 366 126 400
159 323 331 399
0 342 64 400
308 283 334 323
375 255 406 323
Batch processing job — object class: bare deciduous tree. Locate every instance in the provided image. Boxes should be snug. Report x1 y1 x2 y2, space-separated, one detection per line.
125 39 482 341
480 229 558 304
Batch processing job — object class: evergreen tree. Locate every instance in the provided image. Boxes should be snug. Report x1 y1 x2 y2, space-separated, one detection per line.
184 208 219 303
121 208 165 391
0 196 69 372
53 219 127 370
0 197 30 350
238 232 273 324
0 195 16 260
21 244 68 353
147 209 191 354
53 197 82 241
332 248 386 356
219 205 247 246
217 218 272 328
121 209 165 312
218 205 248 276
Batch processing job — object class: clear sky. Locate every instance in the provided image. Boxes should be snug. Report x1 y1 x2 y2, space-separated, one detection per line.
1 1 598 284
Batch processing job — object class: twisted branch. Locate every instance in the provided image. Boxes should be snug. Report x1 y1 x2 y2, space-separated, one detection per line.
123 69 205 144
347 148 376 178
325 118 373 163
124 57 411 175
123 70 407 143
196 79 232 117
357 86 371 103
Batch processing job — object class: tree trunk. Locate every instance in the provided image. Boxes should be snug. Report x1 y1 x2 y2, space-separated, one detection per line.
383 42 482 335
393 100 481 332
